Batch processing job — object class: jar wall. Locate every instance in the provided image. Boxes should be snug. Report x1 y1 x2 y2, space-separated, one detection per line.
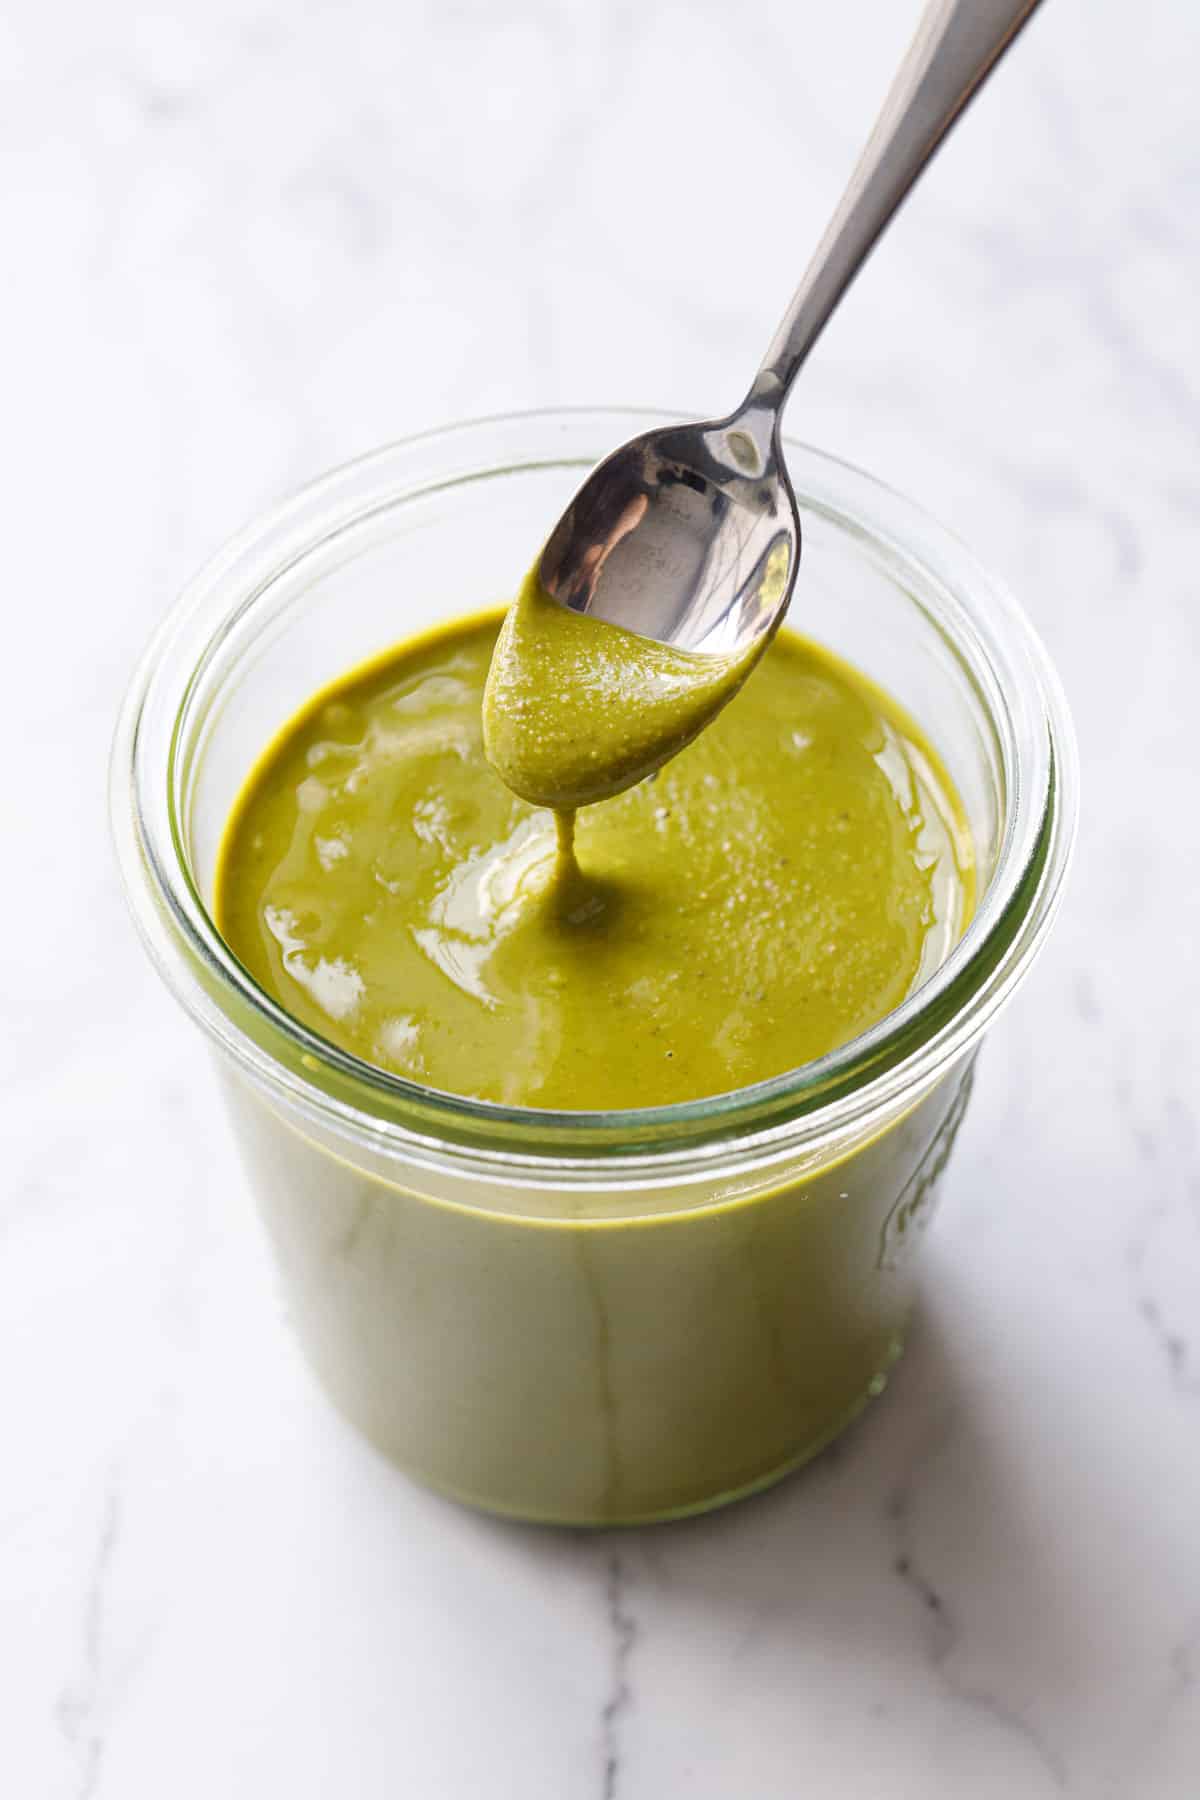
218 1052 976 1524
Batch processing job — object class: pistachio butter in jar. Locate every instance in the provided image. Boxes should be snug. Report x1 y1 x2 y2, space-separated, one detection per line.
112 410 1076 1524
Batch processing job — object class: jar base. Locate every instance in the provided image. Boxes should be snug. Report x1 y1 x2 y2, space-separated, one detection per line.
322 1329 907 1529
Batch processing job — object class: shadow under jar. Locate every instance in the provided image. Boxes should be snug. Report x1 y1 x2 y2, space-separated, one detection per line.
112 409 1076 1525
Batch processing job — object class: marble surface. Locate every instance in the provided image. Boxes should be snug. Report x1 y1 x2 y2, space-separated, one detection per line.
3 0 1199 1793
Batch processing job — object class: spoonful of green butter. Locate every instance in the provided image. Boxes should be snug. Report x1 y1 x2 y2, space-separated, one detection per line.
482 565 757 813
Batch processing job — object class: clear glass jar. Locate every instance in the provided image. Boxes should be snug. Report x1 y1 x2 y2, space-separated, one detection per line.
111 409 1077 1524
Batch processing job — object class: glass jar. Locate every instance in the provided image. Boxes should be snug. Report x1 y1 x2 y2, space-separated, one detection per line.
111 409 1077 1525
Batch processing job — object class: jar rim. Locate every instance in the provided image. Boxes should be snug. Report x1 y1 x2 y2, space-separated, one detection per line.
111 407 1077 1181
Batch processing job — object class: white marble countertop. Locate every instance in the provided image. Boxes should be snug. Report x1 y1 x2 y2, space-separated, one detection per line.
4 0 1199 1793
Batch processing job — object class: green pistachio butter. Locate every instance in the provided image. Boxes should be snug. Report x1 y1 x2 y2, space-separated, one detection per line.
216 608 972 1110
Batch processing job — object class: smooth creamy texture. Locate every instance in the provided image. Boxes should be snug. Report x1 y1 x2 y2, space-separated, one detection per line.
482 568 758 810
215 611 973 1111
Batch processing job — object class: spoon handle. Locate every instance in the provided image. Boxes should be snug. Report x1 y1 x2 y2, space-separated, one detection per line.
748 0 1044 416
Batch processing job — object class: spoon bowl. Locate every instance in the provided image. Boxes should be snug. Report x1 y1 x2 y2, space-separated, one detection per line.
538 413 798 659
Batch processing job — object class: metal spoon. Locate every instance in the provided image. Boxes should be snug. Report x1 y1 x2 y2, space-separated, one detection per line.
538 0 1044 659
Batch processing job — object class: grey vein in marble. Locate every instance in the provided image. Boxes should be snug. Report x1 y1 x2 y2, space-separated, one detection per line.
599 1551 638 1800
54 1488 121 1800
885 1474 1069 1791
